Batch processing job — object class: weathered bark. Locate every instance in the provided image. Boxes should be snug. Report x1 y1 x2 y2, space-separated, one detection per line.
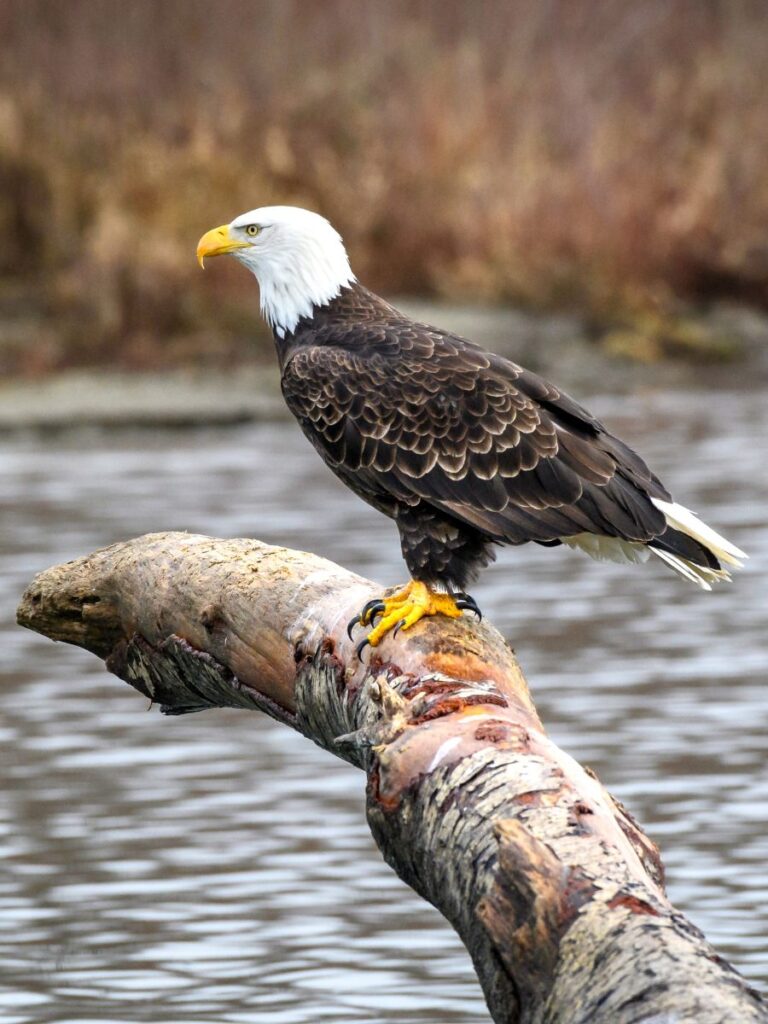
17 532 767 1024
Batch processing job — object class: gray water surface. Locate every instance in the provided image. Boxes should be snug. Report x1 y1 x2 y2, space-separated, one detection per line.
1 387 766 1022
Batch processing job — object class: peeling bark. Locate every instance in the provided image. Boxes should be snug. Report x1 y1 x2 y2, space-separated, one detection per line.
17 532 767 1024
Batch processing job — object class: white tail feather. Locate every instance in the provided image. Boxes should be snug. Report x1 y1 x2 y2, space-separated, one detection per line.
649 547 736 589
561 500 746 589
651 499 746 568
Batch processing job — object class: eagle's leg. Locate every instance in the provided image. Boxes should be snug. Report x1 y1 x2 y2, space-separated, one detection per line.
350 580 468 654
347 510 489 653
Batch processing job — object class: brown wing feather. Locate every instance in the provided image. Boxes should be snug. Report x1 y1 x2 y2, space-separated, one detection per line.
281 328 668 546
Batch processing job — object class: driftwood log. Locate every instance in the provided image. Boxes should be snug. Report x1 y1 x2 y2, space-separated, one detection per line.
17 532 767 1024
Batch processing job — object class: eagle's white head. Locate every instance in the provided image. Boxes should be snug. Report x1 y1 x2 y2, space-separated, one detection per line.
197 205 355 337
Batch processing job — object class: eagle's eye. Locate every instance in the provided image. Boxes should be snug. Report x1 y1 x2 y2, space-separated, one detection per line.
245 224 260 237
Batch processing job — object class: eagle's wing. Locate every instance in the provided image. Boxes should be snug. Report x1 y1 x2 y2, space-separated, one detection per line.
281 331 670 547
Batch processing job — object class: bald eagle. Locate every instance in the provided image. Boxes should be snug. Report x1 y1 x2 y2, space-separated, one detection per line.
197 207 746 652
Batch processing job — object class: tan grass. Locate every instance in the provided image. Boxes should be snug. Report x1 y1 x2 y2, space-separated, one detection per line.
1 0 768 372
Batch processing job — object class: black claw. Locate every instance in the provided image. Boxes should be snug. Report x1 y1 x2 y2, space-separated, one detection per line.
392 617 407 638
455 593 482 620
349 597 387 639
360 598 385 625
356 637 370 660
367 602 386 624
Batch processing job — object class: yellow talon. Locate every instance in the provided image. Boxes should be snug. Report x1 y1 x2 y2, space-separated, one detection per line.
365 580 462 648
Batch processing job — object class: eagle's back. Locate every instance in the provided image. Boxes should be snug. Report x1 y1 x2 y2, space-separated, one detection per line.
278 283 723 587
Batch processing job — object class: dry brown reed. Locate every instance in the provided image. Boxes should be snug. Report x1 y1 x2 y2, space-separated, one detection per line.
1 0 767 372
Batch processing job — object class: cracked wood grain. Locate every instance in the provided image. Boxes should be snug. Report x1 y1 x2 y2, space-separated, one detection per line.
17 532 767 1024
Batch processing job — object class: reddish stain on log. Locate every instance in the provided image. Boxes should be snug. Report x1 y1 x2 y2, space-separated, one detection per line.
423 650 505 684
422 649 539 722
413 693 506 723
400 676 488 700
560 871 597 927
607 893 660 915
319 637 335 656
474 720 526 744
368 768 382 804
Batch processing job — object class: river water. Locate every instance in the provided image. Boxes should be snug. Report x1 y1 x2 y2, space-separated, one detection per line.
1 386 766 1022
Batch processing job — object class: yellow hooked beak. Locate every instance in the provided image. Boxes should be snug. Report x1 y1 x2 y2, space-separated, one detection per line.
196 224 251 268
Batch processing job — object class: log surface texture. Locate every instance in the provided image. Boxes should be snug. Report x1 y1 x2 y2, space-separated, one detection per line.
17 532 767 1024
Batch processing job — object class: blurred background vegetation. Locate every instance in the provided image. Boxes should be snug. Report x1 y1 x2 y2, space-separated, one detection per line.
2 0 768 375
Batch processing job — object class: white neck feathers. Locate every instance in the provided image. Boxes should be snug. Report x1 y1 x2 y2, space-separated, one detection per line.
230 207 355 337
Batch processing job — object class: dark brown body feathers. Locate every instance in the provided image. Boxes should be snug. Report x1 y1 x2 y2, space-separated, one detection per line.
278 283 716 589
